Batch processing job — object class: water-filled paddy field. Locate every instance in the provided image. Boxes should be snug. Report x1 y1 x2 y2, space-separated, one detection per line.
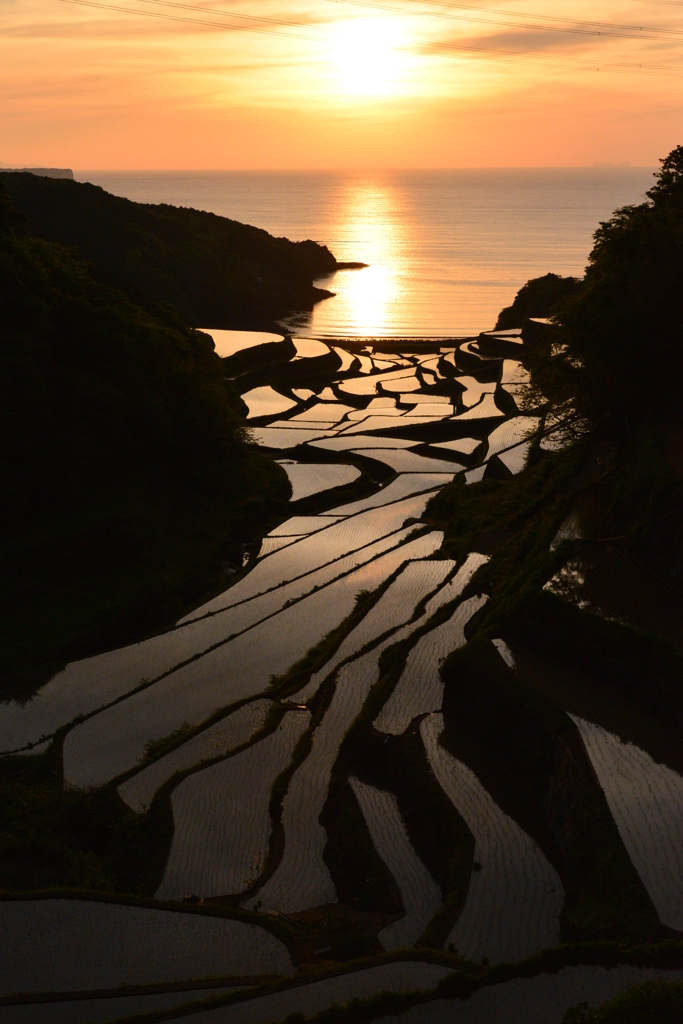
3 328 682 1023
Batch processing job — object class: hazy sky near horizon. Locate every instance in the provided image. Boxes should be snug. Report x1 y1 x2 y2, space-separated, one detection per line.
2 0 683 168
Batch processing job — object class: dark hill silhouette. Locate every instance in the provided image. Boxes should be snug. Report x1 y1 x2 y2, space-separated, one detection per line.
1 171 343 330
0 186 288 689
495 272 583 330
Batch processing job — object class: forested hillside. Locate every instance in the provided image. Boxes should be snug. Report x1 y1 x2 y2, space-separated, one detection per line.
1 172 341 329
0 186 289 690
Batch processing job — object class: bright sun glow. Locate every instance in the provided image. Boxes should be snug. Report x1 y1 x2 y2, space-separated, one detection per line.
330 17 411 99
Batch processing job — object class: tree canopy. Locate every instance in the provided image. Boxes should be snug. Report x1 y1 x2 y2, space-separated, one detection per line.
1 172 338 329
556 146 683 434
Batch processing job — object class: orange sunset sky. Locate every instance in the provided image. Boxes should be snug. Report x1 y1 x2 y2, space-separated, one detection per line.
2 0 682 168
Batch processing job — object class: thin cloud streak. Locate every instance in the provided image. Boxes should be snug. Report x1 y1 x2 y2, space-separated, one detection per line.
2 0 683 165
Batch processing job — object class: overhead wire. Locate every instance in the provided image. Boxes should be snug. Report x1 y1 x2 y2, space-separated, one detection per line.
342 0 683 39
58 0 320 39
57 0 683 76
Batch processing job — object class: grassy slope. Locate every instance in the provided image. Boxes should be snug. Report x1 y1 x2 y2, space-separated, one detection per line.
1 172 338 330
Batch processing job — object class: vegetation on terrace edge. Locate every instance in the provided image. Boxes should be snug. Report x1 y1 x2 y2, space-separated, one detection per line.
564 978 683 1022
90 942 683 1024
0 183 290 694
1 171 341 330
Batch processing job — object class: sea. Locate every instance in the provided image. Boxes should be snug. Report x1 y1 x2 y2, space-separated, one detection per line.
77 168 655 338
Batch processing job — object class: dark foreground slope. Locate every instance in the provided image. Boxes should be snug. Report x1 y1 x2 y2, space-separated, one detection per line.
425 148 683 950
0 188 289 693
1 172 341 329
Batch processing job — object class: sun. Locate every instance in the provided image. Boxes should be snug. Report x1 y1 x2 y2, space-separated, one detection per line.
329 16 410 99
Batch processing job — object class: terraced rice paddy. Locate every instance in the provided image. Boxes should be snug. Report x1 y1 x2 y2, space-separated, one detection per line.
332 346 356 371
268 515 345 536
571 716 683 931
250 426 335 447
383 375 422 393
403 394 448 404
421 715 563 962
7 527 434 751
254 556 487 913
257 535 303 557
374 587 488 735
8 335 658 1018
293 338 330 359
63 531 442 788
156 711 310 899
287 403 356 423
0 900 294 993
341 415 411 434
404 404 453 418
485 416 541 461
498 442 532 474
328 475 451 515
0 987 246 1024
352 450 460 475
430 438 480 455
276 462 360 500
174 962 453 1024
181 520 427 625
291 558 457 703
501 360 531 385
339 368 416 396
199 329 283 358
118 700 272 813
465 465 487 484
455 394 504 420
242 387 296 420
248 644 390 912
310 434 419 451
268 419 339 430
491 638 516 669
186 494 435 606
347 398 403 419
454 377 496 409
350 778 442 950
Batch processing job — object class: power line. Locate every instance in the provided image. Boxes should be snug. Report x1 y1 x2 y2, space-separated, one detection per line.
362 0 683 39
327 0 683 43
134 0 325 31
58 0 683 77
58 0 318 39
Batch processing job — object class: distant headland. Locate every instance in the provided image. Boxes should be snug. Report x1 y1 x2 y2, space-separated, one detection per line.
0 166 73 178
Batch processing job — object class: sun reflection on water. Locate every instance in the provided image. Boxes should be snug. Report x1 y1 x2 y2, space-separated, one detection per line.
288 177 411 339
